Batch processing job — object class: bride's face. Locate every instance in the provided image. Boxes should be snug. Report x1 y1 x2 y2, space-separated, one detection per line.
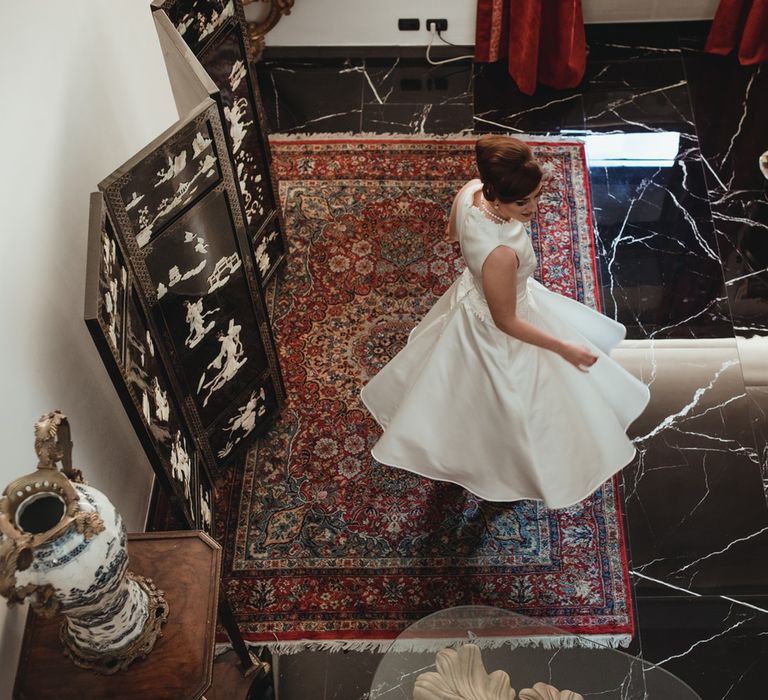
496 182 544 223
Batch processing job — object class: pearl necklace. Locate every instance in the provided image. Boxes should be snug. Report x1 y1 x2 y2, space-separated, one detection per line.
480 198 510 225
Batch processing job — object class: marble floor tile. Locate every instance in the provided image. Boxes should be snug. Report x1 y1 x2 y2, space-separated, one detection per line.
255 59 364 133
738 335 768 497
584 22 684 61
683 54 768 337
715 210 768 337
274 649 381 700
586 137 731 339
584 56 686 90
362 57 473 107
474 62 585 135
676 20 713 51
745 385 768 496
683 56 766 191
615 339 768 594
581 27 694 135
361 102 473 135
634 595 768 700
583 81 696 134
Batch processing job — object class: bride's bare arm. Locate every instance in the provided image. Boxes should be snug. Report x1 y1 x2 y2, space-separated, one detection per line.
446 194 460 241
482 247 597 370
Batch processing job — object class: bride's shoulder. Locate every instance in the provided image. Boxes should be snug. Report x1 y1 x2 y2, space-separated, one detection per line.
457 178 482 196
453 179 482 207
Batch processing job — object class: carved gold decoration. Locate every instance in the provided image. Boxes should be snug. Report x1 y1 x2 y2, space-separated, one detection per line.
242 0 295 61
414 644 585 700
0 538 34 606
414 644 516 700
34 409 84 483
20 582 61 618
72 510 106 540
0 411 83 604
59 573 170 675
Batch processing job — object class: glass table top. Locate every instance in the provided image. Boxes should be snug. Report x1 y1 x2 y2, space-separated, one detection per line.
370 606 701 699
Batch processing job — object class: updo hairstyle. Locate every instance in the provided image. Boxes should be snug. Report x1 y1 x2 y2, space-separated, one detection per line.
475 135 543 203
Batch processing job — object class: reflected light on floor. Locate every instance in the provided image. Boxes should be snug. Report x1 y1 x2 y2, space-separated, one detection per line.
563 130 682 168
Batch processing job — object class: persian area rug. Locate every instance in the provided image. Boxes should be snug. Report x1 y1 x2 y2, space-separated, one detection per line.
217 135 634 650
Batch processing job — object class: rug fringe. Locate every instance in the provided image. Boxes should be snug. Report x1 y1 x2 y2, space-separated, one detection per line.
215 633 631 657
268 131 586 143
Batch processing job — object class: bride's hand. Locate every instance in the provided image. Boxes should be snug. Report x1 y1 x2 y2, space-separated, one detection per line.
559 342 598 371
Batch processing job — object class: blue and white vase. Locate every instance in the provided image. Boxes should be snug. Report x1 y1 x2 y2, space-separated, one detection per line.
0 411 168 673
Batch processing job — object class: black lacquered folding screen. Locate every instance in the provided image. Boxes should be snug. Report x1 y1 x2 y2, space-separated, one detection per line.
85 193 205 529
85 190 265 665
97 98 284 475
153 0 287 285
86 0 285 537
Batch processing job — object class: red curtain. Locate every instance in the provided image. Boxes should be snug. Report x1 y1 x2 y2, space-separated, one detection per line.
705 0 768 64
475 0 586 95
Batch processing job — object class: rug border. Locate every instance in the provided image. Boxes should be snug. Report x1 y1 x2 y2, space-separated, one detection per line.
268 131 588 143
215 629 632 657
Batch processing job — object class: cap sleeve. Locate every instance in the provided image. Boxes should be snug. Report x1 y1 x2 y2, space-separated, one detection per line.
458 191 524 278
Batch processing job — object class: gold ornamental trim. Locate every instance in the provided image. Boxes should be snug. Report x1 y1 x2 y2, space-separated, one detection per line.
59 572 170 675
242 0 294 61
0 411 88 606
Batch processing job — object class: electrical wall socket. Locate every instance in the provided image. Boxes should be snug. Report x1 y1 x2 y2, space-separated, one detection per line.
426 19 448 32
398 18 420 31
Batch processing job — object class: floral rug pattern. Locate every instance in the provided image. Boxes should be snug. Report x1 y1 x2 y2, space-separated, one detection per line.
216 137 633 646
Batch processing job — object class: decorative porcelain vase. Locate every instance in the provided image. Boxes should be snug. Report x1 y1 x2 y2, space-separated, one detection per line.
0 410 169 674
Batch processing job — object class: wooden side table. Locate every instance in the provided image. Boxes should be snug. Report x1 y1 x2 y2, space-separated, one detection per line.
14 531 221 700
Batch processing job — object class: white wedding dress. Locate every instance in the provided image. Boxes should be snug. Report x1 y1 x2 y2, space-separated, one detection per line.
360 179 650 509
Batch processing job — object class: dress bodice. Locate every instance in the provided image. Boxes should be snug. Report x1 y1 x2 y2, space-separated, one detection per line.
455 180 537 321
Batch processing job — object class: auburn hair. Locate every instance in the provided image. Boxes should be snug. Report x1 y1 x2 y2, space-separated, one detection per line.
475 135 543 203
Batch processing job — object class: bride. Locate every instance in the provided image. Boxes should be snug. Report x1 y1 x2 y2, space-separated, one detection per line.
361 135 650 509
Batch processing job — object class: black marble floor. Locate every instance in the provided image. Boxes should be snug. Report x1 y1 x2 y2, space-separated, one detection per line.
254 21 768 700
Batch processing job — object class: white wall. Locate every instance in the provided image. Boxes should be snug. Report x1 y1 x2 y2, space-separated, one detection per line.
252 0 477 47
0 2 178 696
583 0 719 23
252 0 719 47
